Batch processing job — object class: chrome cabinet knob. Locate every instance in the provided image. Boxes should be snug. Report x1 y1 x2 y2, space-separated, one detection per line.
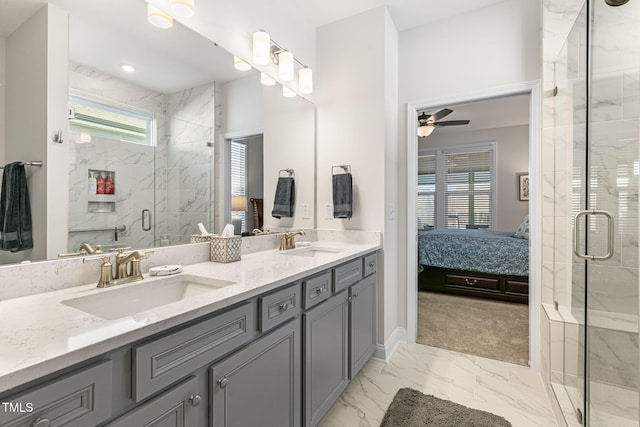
369 263 374 268
315 287 326 295
189 394 201 407
279 303 291 311
33 419 51 427
218 377 228 389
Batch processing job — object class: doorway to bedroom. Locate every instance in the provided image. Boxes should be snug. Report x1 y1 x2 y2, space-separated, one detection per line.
414 93 532 366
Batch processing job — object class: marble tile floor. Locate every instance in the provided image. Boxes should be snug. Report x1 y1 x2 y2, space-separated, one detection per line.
319 343 558 427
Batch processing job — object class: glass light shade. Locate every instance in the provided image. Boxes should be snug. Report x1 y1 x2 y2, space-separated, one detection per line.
253 31 271 65
261 72 276 86
170 0 195 18
298 67 313 94
278 51 294 81
282 86 296 98
231 195 248 211
417 125 435 138
121 64 136 73
75 133 92 144
234 56 251 71
147 4 173 29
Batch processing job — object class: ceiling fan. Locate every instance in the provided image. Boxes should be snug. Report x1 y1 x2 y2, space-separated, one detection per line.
417 108 470 137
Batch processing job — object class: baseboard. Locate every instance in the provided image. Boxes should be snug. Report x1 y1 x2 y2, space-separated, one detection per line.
372 327 407 362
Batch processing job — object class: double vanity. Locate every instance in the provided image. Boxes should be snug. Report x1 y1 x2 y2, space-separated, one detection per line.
0 237 380 427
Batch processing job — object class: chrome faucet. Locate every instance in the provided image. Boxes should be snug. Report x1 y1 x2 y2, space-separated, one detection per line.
84 249 152 288
279 230 306 251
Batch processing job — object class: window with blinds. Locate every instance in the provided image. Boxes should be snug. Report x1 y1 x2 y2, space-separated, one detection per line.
418 144 495 230
69 96 153 145
231 140 247 232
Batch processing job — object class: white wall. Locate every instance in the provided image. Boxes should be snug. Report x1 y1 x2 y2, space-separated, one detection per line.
263 84 315 230
316 7 399 345
219 74 263 135
420 124 530 232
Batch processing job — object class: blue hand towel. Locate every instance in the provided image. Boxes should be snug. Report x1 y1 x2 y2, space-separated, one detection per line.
272 177 295 218
0 162 33 252
333 173 352 219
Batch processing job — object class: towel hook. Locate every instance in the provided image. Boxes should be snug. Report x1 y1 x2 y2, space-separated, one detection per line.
278 168 295 178
332 165 351 175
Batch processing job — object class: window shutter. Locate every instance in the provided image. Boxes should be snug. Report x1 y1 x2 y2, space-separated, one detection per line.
231 140 247 232
417 155 436 229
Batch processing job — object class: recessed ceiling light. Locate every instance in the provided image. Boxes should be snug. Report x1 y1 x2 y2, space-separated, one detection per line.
122 65 136 73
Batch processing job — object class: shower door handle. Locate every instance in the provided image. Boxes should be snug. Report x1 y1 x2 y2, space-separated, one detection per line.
142 209 152 231
573 209 614 260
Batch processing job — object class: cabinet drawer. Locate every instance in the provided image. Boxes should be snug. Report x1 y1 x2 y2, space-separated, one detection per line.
0 360 112 427
333 259 363 293
259 283 301 332
132 302 255 402
106 376 198 427
303 271 332 309
445 274 500 291
506 280 529 295
363 253 377 277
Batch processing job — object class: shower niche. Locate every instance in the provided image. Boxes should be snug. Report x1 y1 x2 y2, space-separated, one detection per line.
87 169 116 212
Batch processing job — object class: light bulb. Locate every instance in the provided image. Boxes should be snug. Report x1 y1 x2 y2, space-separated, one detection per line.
417 125 435 138
234 56 251 71
170 0 195 18
261 72 276 86
278 51 294 81
299 67 313 94
147 4 173 29
253 30 271 65
282 86 296 98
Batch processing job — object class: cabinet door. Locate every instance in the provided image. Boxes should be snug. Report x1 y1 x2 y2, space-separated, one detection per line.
350 274 376 379
303 291 349 427
210 319 301 427
106 376 198 427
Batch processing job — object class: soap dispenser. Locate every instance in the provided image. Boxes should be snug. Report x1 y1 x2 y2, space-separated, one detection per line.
88 172 97 194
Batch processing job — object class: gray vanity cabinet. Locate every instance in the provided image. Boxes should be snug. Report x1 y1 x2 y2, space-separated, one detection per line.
349 273 377 379
210 319 301 427
106 376 199 427
303 291 350 427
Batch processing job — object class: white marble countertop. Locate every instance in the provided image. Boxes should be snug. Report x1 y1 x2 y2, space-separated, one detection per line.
0 241 379 395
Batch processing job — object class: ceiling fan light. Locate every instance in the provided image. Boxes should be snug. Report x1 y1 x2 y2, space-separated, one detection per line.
147 4 173 29
253 30 271 65
278 51 294 81
298 67 313 94
261 72 276 86
170 0 195 18
417 125 435 138
234 56 251 71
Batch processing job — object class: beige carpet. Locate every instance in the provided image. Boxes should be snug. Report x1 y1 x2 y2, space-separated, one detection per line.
418 291 529 366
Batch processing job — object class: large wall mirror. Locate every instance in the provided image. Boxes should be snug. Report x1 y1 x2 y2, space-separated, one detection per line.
0 0 315 266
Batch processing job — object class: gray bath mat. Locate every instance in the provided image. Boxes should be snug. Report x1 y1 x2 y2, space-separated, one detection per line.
380 388 512 427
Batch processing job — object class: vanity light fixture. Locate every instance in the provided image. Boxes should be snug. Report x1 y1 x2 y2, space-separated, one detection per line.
121 64 136 73
278 51 294 81
261 72 276 86
282 86 296 98
147 3 173 29
252 30 271 65
169 0 195 18
298 67 313 94
234 56 252 71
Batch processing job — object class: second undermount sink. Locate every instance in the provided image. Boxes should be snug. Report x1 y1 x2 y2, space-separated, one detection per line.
285 247 345 257
62 274 235 320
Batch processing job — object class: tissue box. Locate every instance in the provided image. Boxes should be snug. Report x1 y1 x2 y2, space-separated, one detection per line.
210 236 242 263
190 234 213 243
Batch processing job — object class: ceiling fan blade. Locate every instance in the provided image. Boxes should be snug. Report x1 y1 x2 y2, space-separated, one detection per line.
433 120 470 127
431 108 453 121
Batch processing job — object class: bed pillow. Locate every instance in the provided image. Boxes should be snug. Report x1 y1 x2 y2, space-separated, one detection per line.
514 215 529 239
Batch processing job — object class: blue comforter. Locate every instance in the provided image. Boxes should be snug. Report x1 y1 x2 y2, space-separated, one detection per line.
418 229 529 276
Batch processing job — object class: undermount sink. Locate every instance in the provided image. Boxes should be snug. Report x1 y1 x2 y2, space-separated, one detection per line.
285 247 345 257
62 274 235 320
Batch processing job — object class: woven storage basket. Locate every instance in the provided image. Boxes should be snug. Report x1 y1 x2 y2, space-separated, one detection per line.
210 236 241 263
190 234 213 243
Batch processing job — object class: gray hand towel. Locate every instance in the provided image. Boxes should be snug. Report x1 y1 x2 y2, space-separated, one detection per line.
0 162 33 252
272 177 295 218
333 173 352 219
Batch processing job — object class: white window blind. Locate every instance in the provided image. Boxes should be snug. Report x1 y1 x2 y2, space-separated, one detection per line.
417 155 436 230
231 140 247 232
445 150 493 229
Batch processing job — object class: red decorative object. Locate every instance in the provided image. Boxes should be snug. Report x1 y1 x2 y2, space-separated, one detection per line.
96 172 106 194
105 172 114 194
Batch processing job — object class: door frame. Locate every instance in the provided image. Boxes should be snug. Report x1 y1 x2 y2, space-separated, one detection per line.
406 81 542 370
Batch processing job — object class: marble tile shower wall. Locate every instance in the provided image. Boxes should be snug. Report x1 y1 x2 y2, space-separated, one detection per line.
165 82 216 245
68 63 165 251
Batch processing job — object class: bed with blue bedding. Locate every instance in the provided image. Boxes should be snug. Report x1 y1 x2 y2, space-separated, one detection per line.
418 229 529 303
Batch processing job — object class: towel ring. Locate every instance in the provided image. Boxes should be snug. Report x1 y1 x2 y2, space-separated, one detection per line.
332 165 351 175
279 168 295 178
